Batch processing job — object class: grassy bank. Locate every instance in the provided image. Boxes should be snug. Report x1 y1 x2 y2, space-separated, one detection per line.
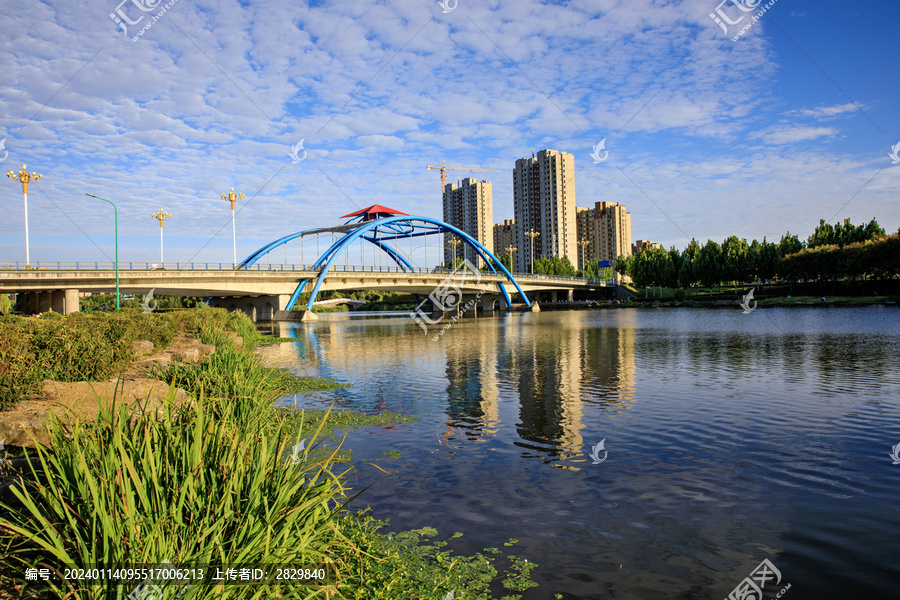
0 308 297 410
0 309 537 599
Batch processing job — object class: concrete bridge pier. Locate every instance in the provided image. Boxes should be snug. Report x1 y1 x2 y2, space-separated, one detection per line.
15 292 51 315
480 294 503 315
37 292 52 314
51 289 80 314
208 294 293 323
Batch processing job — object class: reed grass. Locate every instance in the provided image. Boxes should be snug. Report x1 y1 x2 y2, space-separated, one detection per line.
0 389 353 599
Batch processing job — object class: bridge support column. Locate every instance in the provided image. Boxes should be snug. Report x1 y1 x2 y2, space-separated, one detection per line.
551 291 558 303
51 291 65 314
48 290 79 315
481 294 503 315
25 293 38 315
567 289 574 302
38 292 52 314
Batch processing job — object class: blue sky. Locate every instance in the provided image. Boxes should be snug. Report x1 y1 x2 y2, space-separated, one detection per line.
1 0 898 267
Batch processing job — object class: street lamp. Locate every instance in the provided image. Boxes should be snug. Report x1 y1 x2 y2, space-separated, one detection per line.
525 229 540 274
448 237 462 268
220 187 244 268
577 239 590 276
6 164 42 269
152 209 172 263
507 246 517 274
85 193 120 310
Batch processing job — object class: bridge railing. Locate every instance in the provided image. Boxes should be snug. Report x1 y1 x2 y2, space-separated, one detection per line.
0 261 612 286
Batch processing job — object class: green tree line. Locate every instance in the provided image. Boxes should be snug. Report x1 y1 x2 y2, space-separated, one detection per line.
615 218 897 289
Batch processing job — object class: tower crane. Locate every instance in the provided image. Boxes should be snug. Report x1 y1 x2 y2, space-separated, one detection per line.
427 160 496 191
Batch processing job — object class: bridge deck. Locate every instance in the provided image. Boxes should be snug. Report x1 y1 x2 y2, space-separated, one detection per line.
1 262 613 296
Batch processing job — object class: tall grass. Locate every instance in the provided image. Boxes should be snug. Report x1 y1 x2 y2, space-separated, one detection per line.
153 346 300 409
0 390 353 599
0 309 277 409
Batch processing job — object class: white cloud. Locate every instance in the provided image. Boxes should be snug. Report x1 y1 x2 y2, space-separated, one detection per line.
791 103 864 119
754 126 839 145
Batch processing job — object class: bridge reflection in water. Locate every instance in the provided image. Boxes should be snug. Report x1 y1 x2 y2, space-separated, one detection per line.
259 310 637 469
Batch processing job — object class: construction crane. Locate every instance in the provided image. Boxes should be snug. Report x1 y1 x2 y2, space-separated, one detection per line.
427 160 496 191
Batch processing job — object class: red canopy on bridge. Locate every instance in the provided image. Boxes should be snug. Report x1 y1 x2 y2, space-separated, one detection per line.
340 205 409 221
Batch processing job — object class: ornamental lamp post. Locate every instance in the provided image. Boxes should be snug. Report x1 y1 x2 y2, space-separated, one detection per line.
525 230 540 275
151 209 172 263
507 246 517 273
221 187 245 268
6 164 42 269
448 237 462 268
85 193 120 310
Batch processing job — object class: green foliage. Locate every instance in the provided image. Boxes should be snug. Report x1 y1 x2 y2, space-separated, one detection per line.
153 345 337 407
483 253 513 273
0 294 12 315
79 293 206 313
677 238 700 288
615 254 633 278
694 240 722 288
0 312 177 408
721 236 751 285
629 246 675 287
0 309 279 409
755 237 781 283
779 232 804 257
0 391 352 599
530 255 577 276
778 233 900 283
580 260 612 280
337 513 538 599
807 217 885 249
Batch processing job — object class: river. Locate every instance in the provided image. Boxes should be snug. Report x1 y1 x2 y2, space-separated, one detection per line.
256 306 900 599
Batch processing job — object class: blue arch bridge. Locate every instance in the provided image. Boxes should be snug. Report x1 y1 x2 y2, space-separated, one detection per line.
1 206 616 321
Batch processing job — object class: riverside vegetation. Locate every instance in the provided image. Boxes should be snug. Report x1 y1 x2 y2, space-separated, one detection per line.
0 309 537 599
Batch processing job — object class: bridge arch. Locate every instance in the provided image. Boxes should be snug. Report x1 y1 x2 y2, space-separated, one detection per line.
239 215 531 312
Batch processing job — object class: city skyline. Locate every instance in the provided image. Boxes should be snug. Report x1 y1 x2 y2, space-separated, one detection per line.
2 1 899 266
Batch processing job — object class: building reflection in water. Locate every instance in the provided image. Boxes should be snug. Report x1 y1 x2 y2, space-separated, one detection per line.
258 312 639 468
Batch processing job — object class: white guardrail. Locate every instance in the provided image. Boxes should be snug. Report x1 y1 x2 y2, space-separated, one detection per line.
0 262 613 285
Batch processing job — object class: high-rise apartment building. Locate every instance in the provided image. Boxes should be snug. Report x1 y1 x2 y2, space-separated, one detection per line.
442 177 493 267
632 239 662 255
575 201 632 268
512 149 577 272
492 219 515 258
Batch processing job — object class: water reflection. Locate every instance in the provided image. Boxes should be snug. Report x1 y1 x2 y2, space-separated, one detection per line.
261 309 898 465
256 307 900 598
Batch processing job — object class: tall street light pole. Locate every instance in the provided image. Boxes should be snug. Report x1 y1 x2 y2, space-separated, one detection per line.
152 209 172 263
6 164 42 269
85 193 120 310
221 187 245 268
448 237 462 268
577 239 590 276
508 246 517 274
525 230 540 275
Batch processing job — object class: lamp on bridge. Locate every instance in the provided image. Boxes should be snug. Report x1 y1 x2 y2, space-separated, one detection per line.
220 187 245 268
507 246 517 274
524 230 540 274
577 239 591 274
85 193 120 310
151 209 172 263
447 237 463 268
6 164 42 269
